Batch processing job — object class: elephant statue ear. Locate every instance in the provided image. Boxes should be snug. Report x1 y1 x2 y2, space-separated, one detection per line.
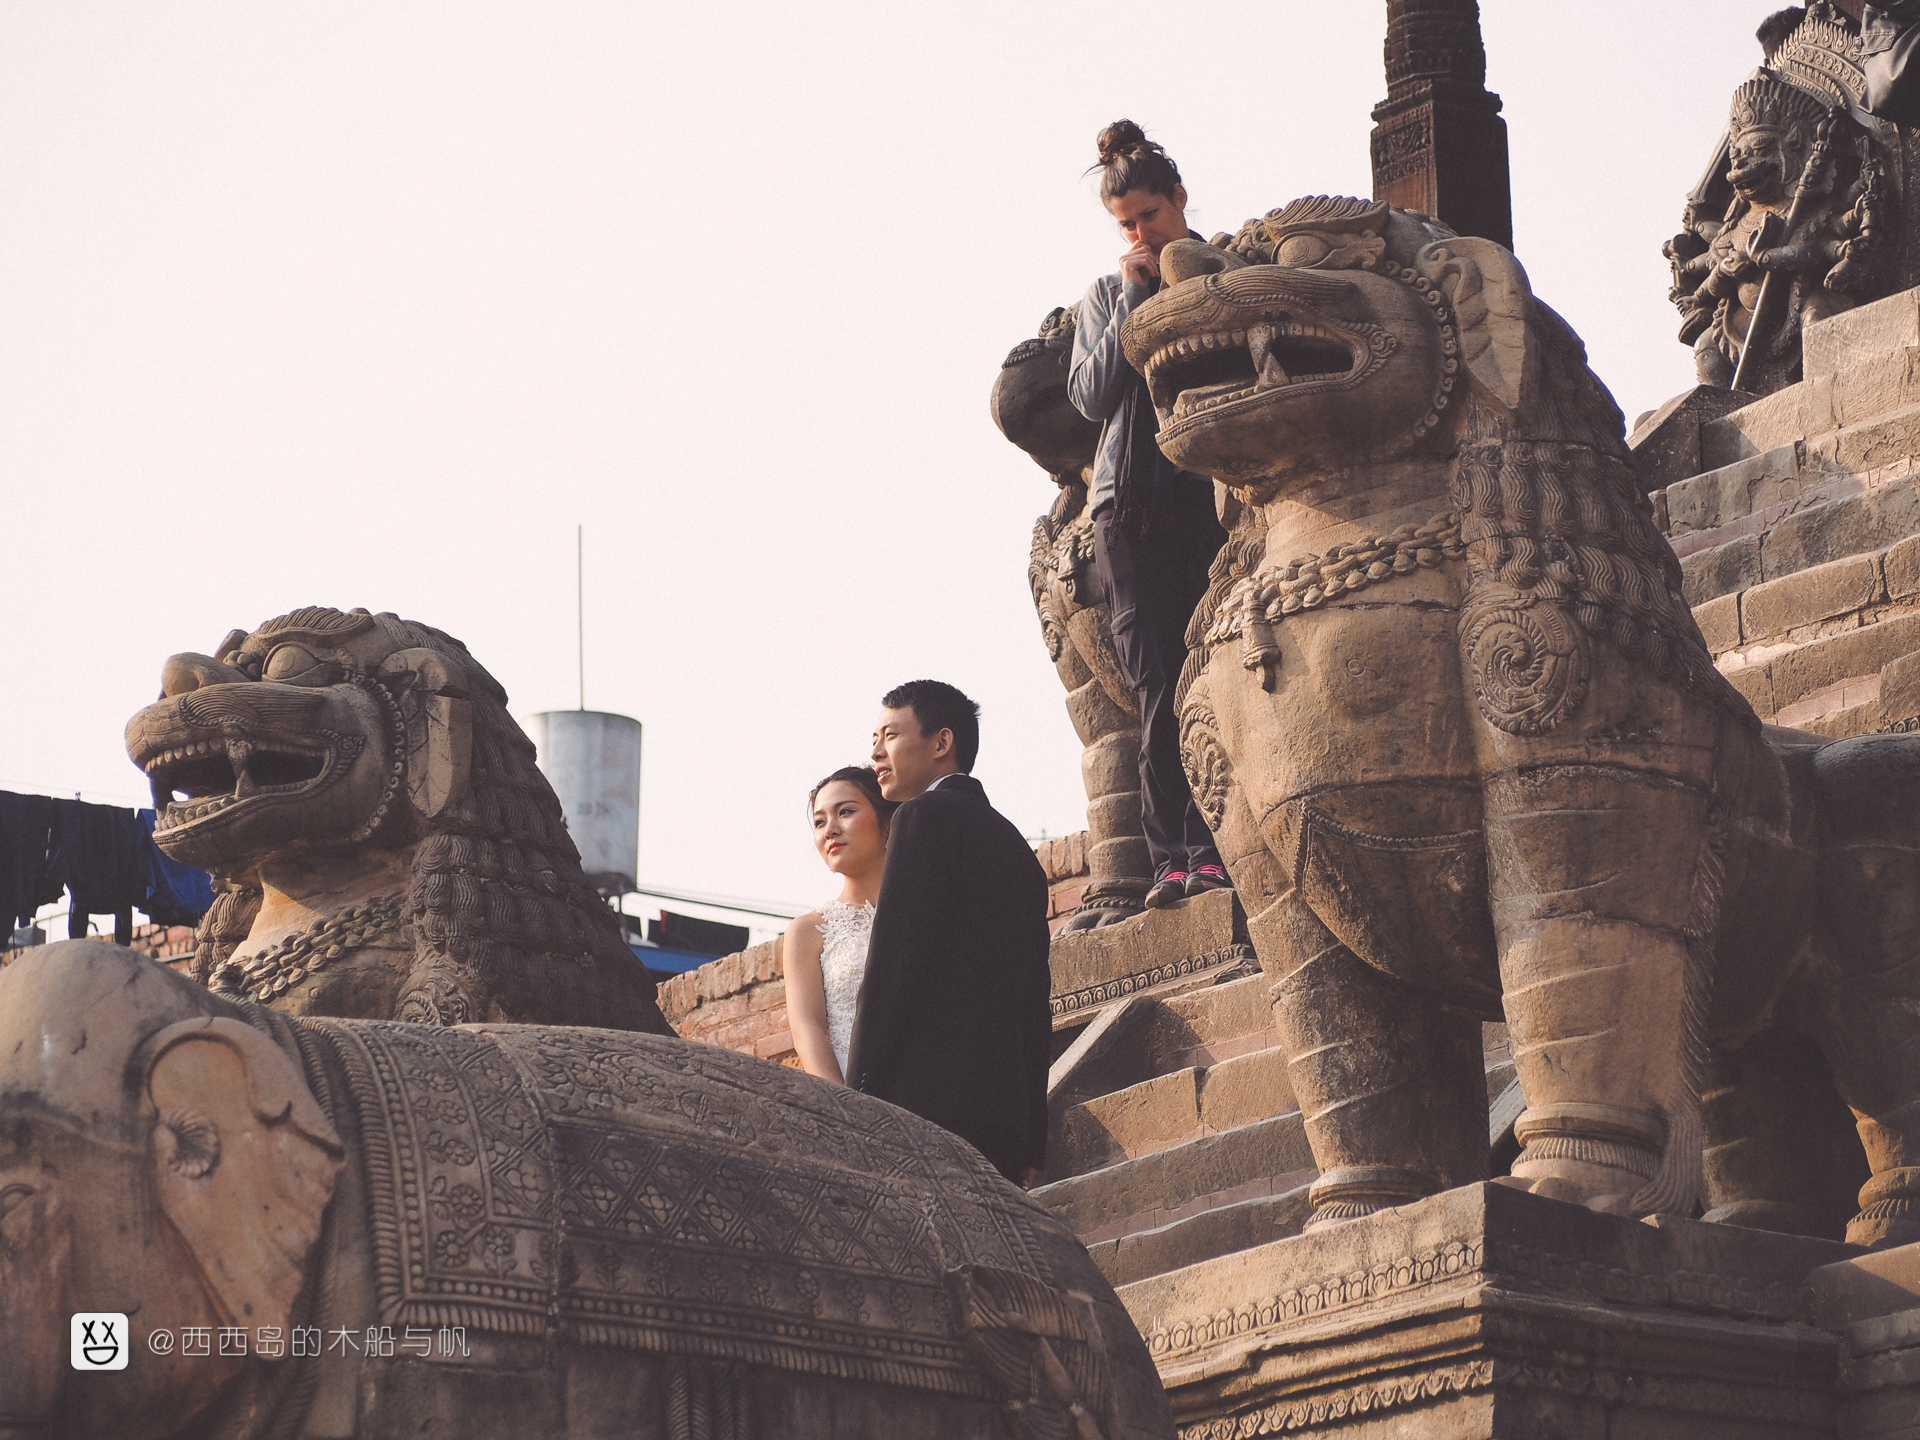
145 1018 344 1333
378 647 473 821
1415 236 1532 417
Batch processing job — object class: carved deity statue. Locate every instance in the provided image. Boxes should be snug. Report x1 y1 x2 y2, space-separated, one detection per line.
993 308 1154 928
1120 194 1920 1246
1666 5 1896 394
126 606 671 1032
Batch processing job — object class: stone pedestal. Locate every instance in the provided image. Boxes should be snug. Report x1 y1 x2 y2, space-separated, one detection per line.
1117 1183 1858 1438
1810 1243 1920 1438
1047 887 1256 1029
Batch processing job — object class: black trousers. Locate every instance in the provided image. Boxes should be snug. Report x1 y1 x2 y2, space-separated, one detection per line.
1094 480 1227 878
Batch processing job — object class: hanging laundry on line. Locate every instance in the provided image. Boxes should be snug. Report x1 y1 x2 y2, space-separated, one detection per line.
0 790 214 943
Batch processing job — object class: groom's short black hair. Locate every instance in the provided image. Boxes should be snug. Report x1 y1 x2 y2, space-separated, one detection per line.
882 679 981 772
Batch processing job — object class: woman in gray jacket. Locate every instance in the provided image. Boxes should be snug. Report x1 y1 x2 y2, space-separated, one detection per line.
1069 120 1228 910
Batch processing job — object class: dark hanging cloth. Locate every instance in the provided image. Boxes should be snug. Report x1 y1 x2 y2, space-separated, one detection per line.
0 791 63 930
136 809 214 926
0 792 213 942
1863 2 1920 127
49 798 149 942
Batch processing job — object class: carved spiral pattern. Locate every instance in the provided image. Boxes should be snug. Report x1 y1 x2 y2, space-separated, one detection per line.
1459 591 1589 736
1179 696 1232 831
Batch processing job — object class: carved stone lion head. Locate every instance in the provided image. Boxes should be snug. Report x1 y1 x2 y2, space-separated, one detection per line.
126 607 667 1031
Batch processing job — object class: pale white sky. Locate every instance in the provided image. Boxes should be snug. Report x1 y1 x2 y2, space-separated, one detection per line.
0 2 1772 917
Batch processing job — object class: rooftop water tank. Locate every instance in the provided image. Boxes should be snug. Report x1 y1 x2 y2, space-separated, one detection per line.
527 710 641 894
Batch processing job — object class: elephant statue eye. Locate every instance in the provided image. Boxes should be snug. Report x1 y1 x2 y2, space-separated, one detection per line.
0 1182 35 1220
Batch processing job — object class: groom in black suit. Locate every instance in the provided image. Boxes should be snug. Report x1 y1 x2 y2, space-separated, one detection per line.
846 679 1053 1186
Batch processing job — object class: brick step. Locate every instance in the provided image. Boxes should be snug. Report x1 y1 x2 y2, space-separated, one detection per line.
1074 1073 1529 1289
1031 1109 1316 1244
1720 609 1920 720
1056 1045 1295 1176
1701 291 1920 469
1678 457 1920 607
1665 443 1804 543
1803 289 1920 406
1043 975 1280 1184
1083 1179 1317 1288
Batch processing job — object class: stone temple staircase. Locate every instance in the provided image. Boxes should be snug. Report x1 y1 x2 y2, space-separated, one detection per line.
1633 287 1920 739
1031 888 1521 1288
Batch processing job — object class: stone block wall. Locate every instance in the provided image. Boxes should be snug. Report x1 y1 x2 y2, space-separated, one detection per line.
1646 288 1920 737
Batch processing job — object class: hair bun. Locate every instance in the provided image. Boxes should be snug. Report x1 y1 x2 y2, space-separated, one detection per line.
1096 119 1150 165
1088 120 1181 204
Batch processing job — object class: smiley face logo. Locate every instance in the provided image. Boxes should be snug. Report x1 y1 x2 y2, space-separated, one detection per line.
70 1313 129 1371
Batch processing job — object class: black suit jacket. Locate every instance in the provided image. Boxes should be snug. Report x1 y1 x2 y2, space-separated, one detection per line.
846 773 1052 1181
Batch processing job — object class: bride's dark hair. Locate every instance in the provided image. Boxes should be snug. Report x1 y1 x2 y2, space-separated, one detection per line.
809 765 900 827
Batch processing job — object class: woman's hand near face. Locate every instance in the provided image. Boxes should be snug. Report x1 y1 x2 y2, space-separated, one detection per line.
1120 239 1159 287
782 912 845 1084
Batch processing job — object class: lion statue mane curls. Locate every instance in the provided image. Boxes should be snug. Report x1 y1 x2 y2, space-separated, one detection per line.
127 606 671 1034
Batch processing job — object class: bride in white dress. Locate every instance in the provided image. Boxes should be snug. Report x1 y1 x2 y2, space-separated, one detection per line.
783 766 898 1083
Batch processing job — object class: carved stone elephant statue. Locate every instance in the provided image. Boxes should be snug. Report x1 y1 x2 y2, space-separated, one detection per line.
1124 194 1920 1246
0 944 1171 1438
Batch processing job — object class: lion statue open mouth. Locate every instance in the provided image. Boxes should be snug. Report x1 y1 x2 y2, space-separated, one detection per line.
126 606 672 1034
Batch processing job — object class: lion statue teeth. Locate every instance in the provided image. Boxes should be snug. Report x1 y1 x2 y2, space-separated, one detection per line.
125 606 672 1034
1125 196 1920 1246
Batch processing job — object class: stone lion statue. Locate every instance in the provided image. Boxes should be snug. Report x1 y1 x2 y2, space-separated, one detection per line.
125 606 670 1033
1127 194 1920 1245
992 306 1154 928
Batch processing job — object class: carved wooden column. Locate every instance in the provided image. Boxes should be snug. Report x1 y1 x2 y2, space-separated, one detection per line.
1370 0 1513 250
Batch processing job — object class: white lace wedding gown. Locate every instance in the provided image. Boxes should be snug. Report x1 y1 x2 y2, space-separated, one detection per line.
817 898 875 1077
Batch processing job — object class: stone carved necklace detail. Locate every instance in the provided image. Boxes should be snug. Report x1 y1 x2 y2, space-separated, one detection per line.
1198 257 1467 689
346 676 408 844
1205 510 1466 690
212 891 409 1003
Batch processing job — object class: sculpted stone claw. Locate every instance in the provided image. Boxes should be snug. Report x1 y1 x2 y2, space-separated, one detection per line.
1059 897 1144 933
1121 195 1920 1243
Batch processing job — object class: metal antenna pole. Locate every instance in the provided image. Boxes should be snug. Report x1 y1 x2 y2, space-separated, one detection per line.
577 524 585 711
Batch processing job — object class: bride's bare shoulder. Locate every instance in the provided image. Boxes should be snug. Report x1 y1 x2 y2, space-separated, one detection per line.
784 909 827 964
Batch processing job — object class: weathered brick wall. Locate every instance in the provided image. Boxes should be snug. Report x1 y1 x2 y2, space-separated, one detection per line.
662 833 1096 1062
658 937 797 1066
1649 290 1920 738
3 920 196 972
1033 831 1093 935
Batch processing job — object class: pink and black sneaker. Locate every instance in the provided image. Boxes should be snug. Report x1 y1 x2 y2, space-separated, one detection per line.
1184 864 1232 897
1145 871 1189 908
